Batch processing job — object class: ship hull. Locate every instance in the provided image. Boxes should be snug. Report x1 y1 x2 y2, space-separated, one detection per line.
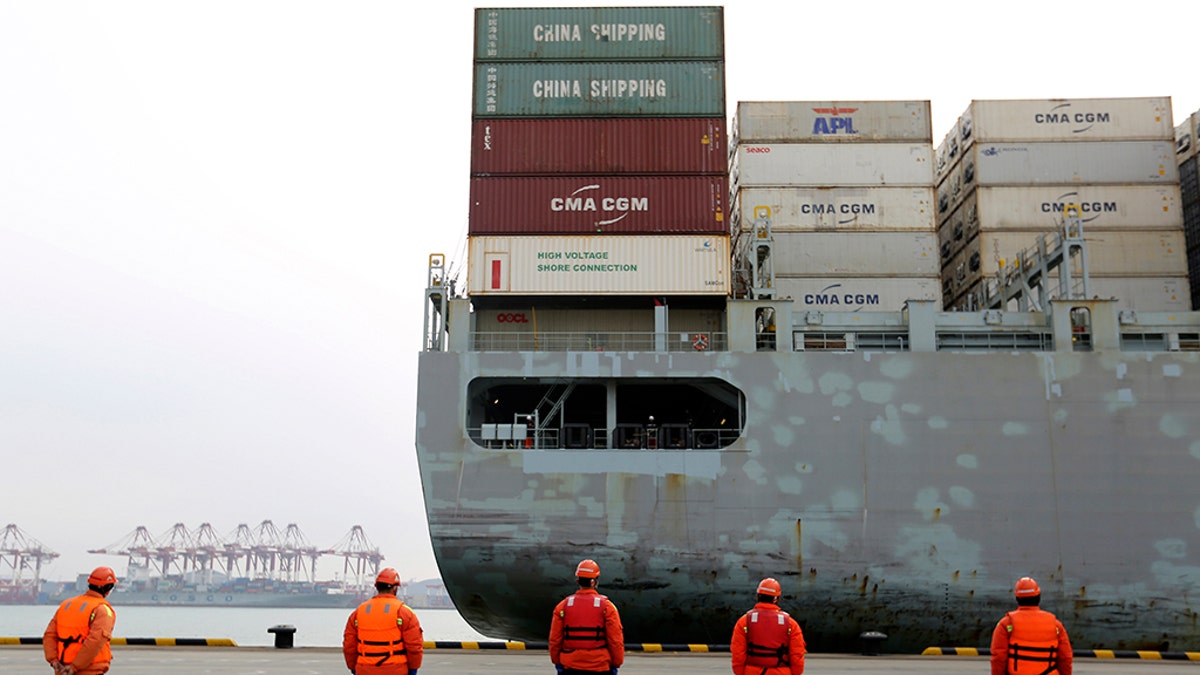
415 347 1200 652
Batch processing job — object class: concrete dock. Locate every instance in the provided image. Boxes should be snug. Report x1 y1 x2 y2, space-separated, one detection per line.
3 647 1200 674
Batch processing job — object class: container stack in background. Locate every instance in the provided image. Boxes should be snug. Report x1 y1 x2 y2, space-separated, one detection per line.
935 97 1189 311
1176 109 1200 310
467 7 729 337
728 101 940 310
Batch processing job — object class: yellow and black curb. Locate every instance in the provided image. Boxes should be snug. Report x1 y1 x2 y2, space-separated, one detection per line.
1 637 237 647
923 646 1200 660
422 641 728 652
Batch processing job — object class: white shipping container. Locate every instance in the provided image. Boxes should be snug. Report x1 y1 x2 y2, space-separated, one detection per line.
467 235 729 296
732 143 933 188
732 187 935 233
972 185 1183 230
1177 111 1200 162
971 141 1178 185
770 231 939 276
962 97 1173 144
776 276 941 312
733 100 932 144
955 275 1190 313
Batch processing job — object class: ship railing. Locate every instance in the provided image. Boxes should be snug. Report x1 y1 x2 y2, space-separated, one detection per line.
470 425 739 450
936 330 1054 351
472 331 729 353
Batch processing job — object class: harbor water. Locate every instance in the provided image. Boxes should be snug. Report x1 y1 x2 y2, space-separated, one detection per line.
0 605 492 647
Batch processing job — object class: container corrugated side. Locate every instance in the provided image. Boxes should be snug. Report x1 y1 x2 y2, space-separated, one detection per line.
470 118 727 175
732 143 933 188
776 276 941 313
953 275 1190 312
473 61 725 117
475 307 723 335
733 101 931 144
966 97 1173 144
971 141 1178 185
1178 112 1200 163
972 185 1183 231
732 187 934 233
474 7 724 61
769 231 940 276
467 235 729 296
469 176 727 235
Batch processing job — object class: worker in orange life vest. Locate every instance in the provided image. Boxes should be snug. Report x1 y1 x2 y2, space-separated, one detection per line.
549 559 625 675
342 568 424 675
730 577 806 675
990 577 1073 675
43 566 118 675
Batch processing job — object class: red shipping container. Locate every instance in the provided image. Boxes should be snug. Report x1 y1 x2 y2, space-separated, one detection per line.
469 176 729 235
470 118 728 175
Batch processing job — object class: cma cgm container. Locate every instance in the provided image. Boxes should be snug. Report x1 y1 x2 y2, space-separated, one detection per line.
732 144 933 187
969 141 1178 185
469 175 727 235
470 118 726 175
970 185 1183 231
958 97 1173 145
1176 111 1200 162
474 6 723 61
733 101 932 144
467 234 729 296
473 61 724 117
776 276 941 313
732 187 934 233
769 231 939 276
953 275 1190 312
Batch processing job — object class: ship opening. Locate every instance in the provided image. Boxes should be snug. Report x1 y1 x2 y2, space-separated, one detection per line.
466 377 743 450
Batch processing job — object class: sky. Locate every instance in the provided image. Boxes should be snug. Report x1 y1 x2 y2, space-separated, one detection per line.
2 0 1198 585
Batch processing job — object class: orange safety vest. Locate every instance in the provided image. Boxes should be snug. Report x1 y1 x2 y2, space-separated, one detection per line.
53 594 114 665
743 607 790 668
560 592 607 651
1005 609 1063 675
353 596 409 668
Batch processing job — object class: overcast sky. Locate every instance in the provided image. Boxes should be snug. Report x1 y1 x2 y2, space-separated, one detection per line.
2 0 1198 585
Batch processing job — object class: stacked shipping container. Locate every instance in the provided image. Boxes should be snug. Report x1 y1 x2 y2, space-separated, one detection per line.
729 101 940 310
936 97 1189 311
467 7 729 299
1176 109 1200 309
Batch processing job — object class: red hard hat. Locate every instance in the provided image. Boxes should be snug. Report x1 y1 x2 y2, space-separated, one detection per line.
88 566 117 586
756 577 782 598
376 568 401 585
1014 576 1041 597
575 559 600 579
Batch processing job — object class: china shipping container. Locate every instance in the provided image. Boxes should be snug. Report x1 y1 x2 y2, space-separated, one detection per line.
733 100 932 144
470 118 727 175
954 97 1173 147
1176 111 1200 162
768 231 940 276
776 276 941 313
731 143 933 188
968 141 1177 185
469 175 727 235
467 234 729 296
732 187 934 233
474 6 724 61
473 61 725 117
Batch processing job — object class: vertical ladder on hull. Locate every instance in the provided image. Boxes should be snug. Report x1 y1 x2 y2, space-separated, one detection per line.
738 207 775 300
424 253 450 351
969 205 1090 311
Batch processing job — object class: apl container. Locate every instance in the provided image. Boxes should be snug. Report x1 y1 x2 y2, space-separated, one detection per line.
769 231 940 276
474 7 724 61
732 187 934 233
776 276 941 313
470 118 727 175
732 143 933 187
970 141 1177 185
733 101 932 144
469 176 727 235
473 61 725 117
467 234 729 296
958 97 1173 146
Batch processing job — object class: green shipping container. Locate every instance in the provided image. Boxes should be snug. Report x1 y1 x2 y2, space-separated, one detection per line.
475 7 724 61
474 61 725 117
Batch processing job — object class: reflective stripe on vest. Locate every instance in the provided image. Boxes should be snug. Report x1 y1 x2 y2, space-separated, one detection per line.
54 595 113 665
744 608 790 668
1006 610 1061 675
561 593 607 651
354 597 408 667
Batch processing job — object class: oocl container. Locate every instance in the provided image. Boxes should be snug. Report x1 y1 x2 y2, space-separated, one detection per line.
970 141 1178 185
470 118 727 175
473 61 725 117
733 100 932 144
959 97 1173 145
732 187 934 233
474 6 724 61
732 143 933 188
467 234 729 296
469 175 727 235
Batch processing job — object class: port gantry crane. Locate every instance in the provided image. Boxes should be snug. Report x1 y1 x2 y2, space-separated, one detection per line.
1 524 59 601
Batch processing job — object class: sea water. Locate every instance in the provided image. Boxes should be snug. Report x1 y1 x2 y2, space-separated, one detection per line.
0 605 493 647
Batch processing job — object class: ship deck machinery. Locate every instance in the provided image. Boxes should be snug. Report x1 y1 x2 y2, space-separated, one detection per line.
417 284 1200 652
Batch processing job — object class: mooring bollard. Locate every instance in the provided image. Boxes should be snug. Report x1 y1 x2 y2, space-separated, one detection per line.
859 630 888 655
267 624 296 649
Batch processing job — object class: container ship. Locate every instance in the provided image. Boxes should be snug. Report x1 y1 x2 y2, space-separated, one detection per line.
414 6 1200 654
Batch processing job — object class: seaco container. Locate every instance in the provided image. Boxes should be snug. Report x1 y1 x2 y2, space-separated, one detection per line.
732 143 933 187
970 141 1178 185
470 118 727 175
960 97 1174 145
733 100 932 144
732 187 935 233
469 175 727 236
474 6 724 61
467 234 729 296
473 61 724 117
